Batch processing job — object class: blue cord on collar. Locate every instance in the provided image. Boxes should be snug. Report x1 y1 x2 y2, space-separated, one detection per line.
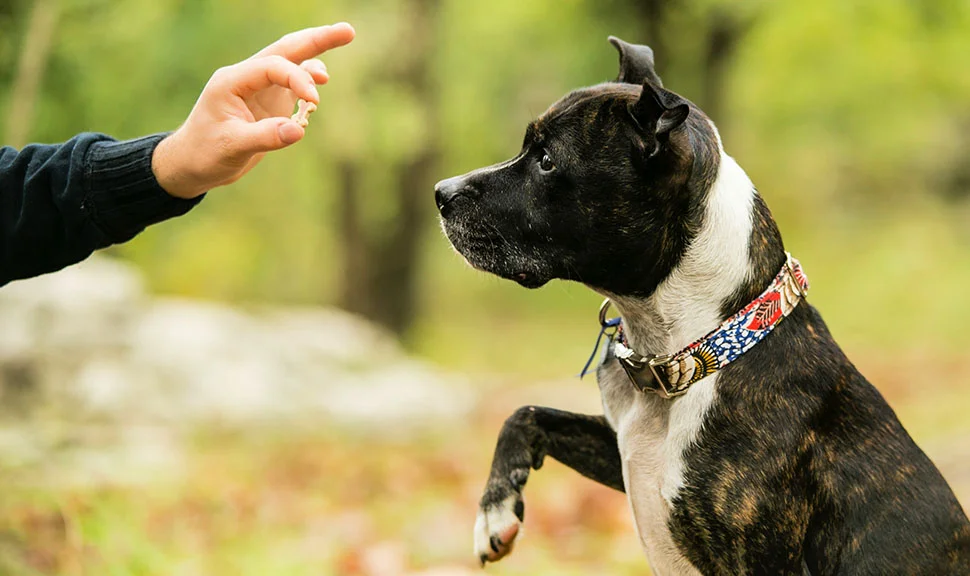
579 316 622 378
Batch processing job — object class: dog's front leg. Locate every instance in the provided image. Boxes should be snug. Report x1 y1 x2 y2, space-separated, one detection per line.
475 405 623 564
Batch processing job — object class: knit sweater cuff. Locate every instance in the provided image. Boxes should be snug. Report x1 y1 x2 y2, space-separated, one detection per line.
83 133 204 242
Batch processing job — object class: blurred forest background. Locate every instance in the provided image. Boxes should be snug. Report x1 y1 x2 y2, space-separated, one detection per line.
2 0 970 574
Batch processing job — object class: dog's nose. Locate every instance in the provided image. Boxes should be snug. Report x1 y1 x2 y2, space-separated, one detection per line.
434 176 478 214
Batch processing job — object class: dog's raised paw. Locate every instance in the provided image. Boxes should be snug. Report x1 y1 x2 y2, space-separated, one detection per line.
474 494 523 566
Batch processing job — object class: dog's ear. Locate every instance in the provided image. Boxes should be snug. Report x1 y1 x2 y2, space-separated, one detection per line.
609 36 664 88
629 82 690 154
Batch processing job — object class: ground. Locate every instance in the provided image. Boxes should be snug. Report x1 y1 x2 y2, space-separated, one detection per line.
1 350 968 576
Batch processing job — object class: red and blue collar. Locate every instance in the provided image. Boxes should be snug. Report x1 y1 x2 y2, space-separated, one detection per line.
582 253 810 398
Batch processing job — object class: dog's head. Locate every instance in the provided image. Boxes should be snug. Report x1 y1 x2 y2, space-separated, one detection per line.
435 37 721 297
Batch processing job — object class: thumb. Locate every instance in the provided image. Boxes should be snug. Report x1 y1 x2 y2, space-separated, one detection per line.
234 117 305 155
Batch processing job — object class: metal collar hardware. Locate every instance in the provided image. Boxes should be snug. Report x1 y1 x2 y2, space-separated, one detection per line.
592 253 810 399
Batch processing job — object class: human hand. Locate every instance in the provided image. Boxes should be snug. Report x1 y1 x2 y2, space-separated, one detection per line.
151 23 355 199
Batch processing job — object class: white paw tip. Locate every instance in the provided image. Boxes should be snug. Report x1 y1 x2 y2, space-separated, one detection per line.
473 496 522 565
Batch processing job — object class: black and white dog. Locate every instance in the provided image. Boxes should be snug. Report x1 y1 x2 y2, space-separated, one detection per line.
434 37 970 575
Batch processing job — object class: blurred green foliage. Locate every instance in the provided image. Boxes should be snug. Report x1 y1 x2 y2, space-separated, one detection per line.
3 3 970 574
2 0 970 375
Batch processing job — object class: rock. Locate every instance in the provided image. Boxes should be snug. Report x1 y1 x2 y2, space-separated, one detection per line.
0 256 143 358
0 256 476 482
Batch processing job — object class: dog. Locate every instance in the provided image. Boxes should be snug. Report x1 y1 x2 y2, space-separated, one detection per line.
434 37 970 575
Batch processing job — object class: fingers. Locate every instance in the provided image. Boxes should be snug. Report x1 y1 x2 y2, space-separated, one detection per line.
300 58 328 85
217 55 320 104
254 22 355 64
231 117 306 156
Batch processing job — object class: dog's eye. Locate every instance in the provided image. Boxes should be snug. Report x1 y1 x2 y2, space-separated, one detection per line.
539 153 555 172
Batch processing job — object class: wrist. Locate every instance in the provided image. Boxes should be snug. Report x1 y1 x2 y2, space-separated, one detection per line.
151 130 208 199
83 134 205 242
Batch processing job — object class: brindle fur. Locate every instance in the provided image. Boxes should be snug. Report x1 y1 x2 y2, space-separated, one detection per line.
436 36 970 574
669 302 970 574
479 407 625 515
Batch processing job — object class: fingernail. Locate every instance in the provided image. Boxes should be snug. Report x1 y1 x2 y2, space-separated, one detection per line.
309 83 320 101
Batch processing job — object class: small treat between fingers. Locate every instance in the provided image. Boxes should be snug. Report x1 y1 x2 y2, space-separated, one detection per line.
291 99 317 128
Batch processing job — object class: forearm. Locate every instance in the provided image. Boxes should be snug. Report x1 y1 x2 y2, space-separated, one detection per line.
0 133 202 285
475 407 625 564
486 406 625 495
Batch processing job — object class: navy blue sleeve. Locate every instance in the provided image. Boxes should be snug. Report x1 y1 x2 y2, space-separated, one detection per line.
0 133 203 286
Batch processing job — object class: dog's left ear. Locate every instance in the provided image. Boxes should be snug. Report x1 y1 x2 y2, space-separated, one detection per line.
609 36 664 87
629 82 690 154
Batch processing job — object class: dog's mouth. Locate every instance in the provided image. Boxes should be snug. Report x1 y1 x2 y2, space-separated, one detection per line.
503 270 548 289
440 219 551 289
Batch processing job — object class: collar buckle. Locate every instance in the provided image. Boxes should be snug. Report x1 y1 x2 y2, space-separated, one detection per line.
616 351 686 399
646 354 682 399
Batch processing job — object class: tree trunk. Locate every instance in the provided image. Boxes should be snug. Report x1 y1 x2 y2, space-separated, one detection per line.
626 1 755 127
336 0 440 336
337 159 369 319
5 0 60 148
629 0 669 78
699 9 751 124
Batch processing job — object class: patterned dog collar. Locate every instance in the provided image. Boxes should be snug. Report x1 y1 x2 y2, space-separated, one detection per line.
596 253 809 398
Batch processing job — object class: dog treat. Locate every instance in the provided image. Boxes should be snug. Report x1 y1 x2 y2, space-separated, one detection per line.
291 99 317 128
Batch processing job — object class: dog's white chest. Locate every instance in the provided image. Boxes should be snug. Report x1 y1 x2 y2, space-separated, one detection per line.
598 360 710 576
